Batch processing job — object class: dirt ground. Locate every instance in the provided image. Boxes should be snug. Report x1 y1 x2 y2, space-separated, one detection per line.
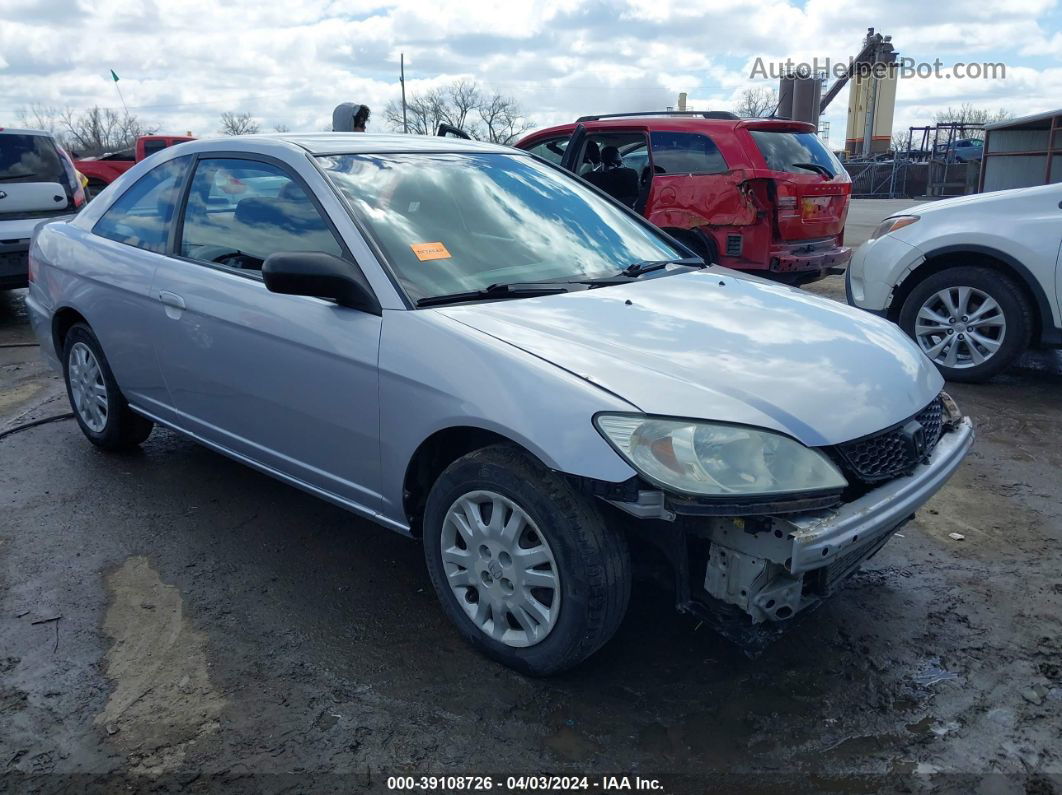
2 201 1061 792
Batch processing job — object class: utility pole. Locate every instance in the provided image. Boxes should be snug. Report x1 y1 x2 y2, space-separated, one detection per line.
400 53 408 133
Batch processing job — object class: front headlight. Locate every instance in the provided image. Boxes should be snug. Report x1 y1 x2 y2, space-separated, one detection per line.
594 414 848 498
870 215 919 241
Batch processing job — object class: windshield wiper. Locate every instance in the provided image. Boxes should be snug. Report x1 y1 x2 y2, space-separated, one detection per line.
791 162 834 178
617 256 706 278
415 282 570 308
0 173 40 182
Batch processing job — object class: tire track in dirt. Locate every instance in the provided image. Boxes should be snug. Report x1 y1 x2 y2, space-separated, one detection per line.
96 556 223 776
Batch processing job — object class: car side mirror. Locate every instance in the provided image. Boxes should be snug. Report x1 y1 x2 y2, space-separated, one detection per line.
262 252 381 315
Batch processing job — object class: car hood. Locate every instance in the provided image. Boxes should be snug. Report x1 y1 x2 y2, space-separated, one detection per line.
436 269 943 447
904 186 1025 216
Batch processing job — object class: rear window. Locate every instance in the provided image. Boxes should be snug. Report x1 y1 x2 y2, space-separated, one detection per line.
0 134 65 183
142 139 168 158
749 131 843 177
649 132 727 174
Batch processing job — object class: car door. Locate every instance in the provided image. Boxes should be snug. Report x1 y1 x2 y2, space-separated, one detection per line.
519 133 575 168
149 154 384 514
642 130 738 235
1056 232 1062 324
80 155 194 409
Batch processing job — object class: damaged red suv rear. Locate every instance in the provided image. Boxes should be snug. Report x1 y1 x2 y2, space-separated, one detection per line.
515 112 852 283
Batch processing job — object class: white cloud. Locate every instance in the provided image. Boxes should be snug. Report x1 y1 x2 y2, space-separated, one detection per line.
0 0 1057 144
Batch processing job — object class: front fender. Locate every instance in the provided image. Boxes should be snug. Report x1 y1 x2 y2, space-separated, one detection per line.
376 310 639 527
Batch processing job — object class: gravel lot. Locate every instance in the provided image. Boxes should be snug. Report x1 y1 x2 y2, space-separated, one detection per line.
2 200 1060 792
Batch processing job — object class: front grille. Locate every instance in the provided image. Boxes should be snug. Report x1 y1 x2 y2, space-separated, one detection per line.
834 398 944 484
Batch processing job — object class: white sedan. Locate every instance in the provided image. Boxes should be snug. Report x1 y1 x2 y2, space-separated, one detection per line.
846 183 1062 382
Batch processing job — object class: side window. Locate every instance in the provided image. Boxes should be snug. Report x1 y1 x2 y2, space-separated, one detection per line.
649 132 728 175
178 158 343 273
93 155 191 253
524 136 570 165
142 139 167 158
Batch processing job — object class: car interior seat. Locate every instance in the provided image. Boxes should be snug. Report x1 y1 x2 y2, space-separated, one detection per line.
589 146 639 208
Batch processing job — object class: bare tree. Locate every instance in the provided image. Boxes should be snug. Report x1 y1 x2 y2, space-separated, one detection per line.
384 80 532 144
931 104 1012 140
478 94 534 144
386 88 446 135
219 112 261 135
272 122 291 133
22 105 157 157
16 104 65 137
734 87 779 118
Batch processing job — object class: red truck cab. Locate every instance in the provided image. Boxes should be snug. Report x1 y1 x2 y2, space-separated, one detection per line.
515 113 851 283
75 135 195 198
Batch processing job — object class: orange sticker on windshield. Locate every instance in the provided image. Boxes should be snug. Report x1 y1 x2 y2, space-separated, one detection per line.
411 242 451 261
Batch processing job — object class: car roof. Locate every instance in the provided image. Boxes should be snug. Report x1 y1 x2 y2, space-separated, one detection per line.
0 127 55 137
522 116 816 140
175 132 515 156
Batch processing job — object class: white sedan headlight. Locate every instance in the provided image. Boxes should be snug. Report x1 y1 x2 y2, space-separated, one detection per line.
594 414 848 498
869 215 919 240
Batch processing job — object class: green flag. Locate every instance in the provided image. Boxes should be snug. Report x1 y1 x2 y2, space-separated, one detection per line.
110 69 119 82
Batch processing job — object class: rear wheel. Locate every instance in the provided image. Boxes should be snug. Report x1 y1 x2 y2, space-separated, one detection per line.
62 324 153 450
422 445 630 675
666 228 715 265
898 266 1031 383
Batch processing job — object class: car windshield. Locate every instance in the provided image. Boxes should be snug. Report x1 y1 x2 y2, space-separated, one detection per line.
317 152 683 303
749 130 844 177
0 134 65 183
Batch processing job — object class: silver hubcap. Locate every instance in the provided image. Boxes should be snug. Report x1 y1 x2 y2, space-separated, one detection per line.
914 286 1006 369
68 342 108 432
440 490 561 648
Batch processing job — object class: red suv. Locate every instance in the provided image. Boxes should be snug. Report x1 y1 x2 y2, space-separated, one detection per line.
515 112 852 283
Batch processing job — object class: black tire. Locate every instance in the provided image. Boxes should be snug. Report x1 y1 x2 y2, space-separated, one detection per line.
422 445 630 675
898 266 1031 383
62 323 153 450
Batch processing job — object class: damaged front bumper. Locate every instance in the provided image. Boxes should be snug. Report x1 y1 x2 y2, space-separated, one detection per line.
609 416 974 643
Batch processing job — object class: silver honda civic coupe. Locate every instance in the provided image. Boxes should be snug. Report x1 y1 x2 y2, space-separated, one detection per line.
26 133 973 674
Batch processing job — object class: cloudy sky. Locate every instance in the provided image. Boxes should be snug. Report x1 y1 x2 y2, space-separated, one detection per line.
1 0 1059 146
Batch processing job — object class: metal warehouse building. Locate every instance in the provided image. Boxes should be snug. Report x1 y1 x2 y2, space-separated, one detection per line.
978 108 1062 192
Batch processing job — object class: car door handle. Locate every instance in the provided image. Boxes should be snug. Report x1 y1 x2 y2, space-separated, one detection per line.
159 291 186 310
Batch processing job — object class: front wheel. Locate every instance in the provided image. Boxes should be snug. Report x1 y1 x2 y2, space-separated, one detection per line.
898 266 1031 383
63 323 154 450
422 445 630 675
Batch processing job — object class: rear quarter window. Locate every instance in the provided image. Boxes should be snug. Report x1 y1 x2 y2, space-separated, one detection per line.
93 156 191 254
748 130 843 177
649 132 728 175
